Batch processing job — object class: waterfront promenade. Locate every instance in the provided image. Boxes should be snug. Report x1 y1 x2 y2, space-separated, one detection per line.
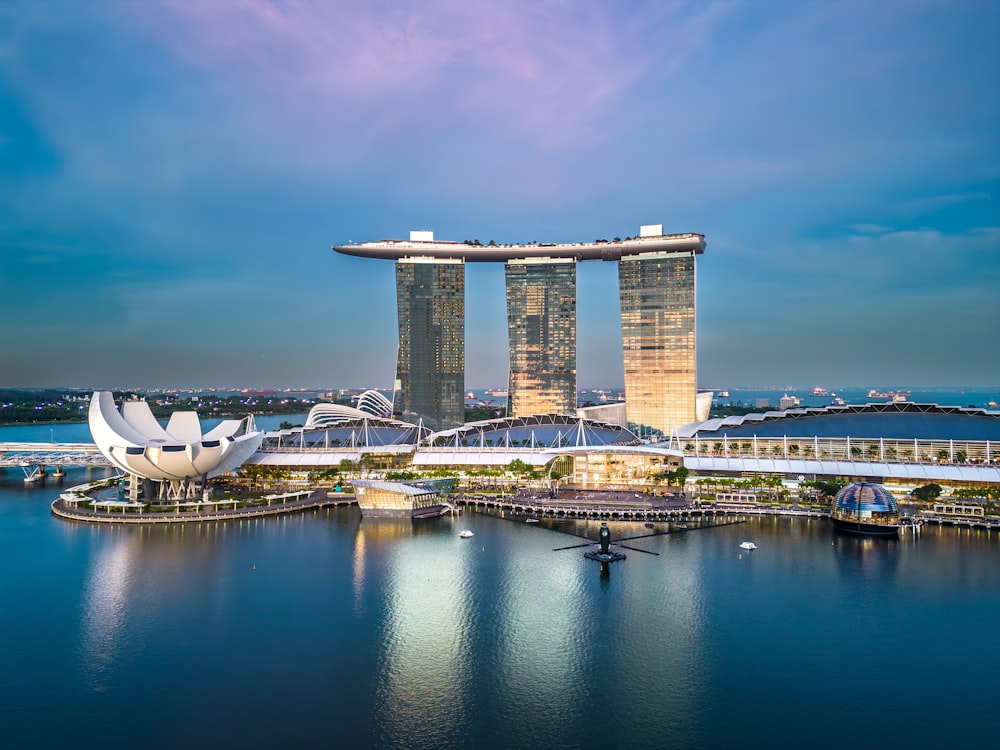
458 490 830 522
456 490 1000 531
48 482 1000 531
51 488 355 524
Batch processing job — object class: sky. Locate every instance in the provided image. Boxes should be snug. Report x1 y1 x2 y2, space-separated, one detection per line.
1 0 997 391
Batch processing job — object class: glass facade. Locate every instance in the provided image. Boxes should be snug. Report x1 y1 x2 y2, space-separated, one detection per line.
395 258 465 430
618 252 697 437
571 450 682 489
505 258 577 417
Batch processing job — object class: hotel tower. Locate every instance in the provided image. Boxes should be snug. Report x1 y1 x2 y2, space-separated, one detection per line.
505 258 577 417
618 250 697 437
334 225 705 437
394 256 465 430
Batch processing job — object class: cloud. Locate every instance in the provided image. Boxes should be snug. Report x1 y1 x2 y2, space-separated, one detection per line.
132 3 631 129
849 224 893 235
1 0 998 388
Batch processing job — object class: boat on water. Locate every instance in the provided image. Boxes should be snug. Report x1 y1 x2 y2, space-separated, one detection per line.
739 541 757 550
830 482 900 537
459 530 474 538
525 518 540 523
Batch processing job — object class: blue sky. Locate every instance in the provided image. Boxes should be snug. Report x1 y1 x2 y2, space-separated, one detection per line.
1 0 997 390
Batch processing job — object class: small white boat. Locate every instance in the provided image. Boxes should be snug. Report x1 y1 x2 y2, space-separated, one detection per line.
460 530 474 538
739 541 757 550
525 518 540 524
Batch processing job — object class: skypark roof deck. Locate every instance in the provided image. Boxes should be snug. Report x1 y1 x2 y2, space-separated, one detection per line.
333 231 705 262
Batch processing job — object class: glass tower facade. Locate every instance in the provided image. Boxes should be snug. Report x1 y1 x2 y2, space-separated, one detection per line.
618 252 696 437
395 258 465 430
505 258 577 416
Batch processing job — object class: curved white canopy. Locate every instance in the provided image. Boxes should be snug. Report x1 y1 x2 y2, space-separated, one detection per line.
304 391 395 427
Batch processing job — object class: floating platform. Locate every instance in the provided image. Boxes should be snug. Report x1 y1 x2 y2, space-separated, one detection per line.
584 550 626 563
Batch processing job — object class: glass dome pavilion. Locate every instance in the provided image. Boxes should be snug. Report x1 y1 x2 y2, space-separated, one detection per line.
833 482 899 518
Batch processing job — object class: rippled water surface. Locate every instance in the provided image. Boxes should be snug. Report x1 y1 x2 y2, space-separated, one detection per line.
1 424 998 749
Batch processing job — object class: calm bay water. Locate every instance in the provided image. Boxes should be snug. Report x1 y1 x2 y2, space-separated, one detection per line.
1 422 998 749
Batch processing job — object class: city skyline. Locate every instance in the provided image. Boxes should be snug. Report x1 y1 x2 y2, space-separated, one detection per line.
1 1 997 389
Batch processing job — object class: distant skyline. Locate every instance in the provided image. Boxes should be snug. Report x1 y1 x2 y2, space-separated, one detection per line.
1 1 997 389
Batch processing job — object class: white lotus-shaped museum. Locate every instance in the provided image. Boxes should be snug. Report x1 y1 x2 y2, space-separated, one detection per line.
89 391 263 497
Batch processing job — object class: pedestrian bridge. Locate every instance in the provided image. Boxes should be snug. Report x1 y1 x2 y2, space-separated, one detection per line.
4 440 999 488
0 442 111 480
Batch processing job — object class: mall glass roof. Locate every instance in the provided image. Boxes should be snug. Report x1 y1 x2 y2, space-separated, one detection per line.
426 414 641 449
263 418 429 449
679 403 1000 441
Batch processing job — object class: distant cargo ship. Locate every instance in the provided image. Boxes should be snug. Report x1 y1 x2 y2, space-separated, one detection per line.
868 389 910 401
812 387 830 396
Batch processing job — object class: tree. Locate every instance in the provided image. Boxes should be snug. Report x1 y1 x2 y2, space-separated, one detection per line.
804 479 845 498
912 483 942 502
507 458 531 476
385 470 418 481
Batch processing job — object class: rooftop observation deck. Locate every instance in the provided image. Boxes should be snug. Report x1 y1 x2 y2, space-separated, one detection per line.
332 232 706 262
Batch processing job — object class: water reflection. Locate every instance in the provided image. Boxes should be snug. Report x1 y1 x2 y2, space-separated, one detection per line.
356 516 470 748
75 517 263 694
79 534 133 693
832 532 900 584
492 530 589 731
